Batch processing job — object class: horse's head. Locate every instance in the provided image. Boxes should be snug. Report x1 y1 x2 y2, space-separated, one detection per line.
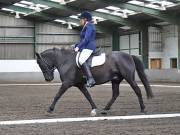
36 52 55 82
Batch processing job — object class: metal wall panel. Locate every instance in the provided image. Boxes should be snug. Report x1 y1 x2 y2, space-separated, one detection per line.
120 35 129 50
130 34 139 55
0 14 114 59
0 14 34 59
149 27 162 52
4 28 33 36
162 25 178 38
96 35 112 52
120 34 139 55
130 34 139 48
0 14 33 26
37 23 79 43
162 25 178 68
0 44 33 59
36 22 79 53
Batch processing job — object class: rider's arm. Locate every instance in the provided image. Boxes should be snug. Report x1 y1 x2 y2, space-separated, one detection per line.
76 24 93 49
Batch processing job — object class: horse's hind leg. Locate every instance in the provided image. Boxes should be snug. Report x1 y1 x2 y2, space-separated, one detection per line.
127 79 145 113
103 78 123 111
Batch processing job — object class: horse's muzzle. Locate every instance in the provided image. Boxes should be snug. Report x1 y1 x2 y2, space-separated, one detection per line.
45 78 53 82
44 74 54 82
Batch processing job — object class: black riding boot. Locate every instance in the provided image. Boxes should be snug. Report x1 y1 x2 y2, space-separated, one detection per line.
81 62 95 87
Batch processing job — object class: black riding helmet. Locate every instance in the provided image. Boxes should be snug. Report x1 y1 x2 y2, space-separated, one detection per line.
78 11 92 21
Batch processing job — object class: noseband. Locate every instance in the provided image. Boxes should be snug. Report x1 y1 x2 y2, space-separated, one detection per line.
39 54 56 73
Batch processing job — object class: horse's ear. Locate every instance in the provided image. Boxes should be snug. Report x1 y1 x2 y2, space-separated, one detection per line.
35 52 41 59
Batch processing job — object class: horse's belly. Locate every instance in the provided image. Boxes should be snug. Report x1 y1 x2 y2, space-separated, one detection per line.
91 65 117 84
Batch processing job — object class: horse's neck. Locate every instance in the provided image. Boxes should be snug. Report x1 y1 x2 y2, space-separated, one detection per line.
54 51 76 81
55 50 75 69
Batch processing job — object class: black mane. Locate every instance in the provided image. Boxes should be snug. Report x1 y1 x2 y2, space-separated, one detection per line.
40 47 74 57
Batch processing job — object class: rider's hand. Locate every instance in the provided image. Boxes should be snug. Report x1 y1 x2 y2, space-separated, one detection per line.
71 44 75 49
74 47 79 52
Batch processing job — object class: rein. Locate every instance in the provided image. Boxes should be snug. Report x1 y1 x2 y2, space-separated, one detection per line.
39 54 56 73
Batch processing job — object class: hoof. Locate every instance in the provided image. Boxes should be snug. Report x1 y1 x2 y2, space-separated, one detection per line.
101 110 108 115
141 109 147 114
101 108 110 115
47 107 54 113
90 109 97 117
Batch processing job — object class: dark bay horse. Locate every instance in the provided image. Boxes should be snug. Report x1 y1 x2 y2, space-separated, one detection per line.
36 47 153 116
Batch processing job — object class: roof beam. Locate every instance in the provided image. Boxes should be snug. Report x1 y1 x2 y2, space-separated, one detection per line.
60 17 113 34
3 5 111 33
23 0 143 29
91 11 142 29
7 5 57 21
4 0 144 30
116 3 178 24
167 0 180 3
26 0 78 12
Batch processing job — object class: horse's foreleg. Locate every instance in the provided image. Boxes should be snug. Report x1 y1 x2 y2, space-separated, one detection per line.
103 81 120 111
77 84 97 116
48 82 70 113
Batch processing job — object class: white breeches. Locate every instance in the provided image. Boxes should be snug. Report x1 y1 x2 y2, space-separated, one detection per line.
79 49 93 65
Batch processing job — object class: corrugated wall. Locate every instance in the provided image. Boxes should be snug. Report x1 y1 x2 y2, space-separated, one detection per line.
0 14 112 59
149 27 162 52
36 22 79 52
0 14 34 59
148 25 178 69
162 25 178 68
96 35 112 53
120 34 139 55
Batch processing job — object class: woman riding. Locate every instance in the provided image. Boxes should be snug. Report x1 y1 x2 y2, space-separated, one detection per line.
74 11 96 87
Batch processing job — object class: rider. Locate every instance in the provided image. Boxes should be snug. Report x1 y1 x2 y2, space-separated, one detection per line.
74 11 96 87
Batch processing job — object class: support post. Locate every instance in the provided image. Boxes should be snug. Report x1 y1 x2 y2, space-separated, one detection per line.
178 18 180 69
141 26 149 69
112 29 120 51
33 21 37 58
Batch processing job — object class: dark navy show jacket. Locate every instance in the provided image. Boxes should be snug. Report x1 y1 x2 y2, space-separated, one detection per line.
76 22 96 51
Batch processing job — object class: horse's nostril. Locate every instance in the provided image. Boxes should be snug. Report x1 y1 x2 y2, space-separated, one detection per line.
45 79 51 82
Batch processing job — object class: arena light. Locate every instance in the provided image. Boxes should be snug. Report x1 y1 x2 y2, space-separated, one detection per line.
93 16 105 22
67 23 72 29
15 12 20 19
13 3 27 8
122 10 128 18
96 9 110 14
160 0 167 10
93 18 97 24
70 22 79 27
128 0 144 6
1 8 14 12
34 4 42 12
120 26 131 30
69 15 79 19
54 19 66 24
59 0 66 5
50 0 66 5
20 0 34 5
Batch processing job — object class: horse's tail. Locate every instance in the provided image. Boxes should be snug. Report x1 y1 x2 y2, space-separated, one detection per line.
132 55 154 99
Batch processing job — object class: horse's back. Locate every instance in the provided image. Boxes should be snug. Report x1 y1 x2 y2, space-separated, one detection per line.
108 51 136 76
110 51 135 67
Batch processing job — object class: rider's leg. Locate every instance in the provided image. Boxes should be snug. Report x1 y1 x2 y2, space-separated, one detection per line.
81 62 95 87
79 49 95 87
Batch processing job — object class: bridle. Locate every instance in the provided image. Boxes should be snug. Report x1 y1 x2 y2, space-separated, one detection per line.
38 54 56 73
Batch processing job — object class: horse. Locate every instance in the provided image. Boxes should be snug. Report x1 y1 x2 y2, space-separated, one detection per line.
36 47 153 116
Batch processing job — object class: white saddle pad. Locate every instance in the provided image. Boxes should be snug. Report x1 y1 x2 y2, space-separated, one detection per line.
76 52 106 68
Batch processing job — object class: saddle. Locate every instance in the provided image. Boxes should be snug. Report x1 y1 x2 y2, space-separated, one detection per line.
76 48 106 68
